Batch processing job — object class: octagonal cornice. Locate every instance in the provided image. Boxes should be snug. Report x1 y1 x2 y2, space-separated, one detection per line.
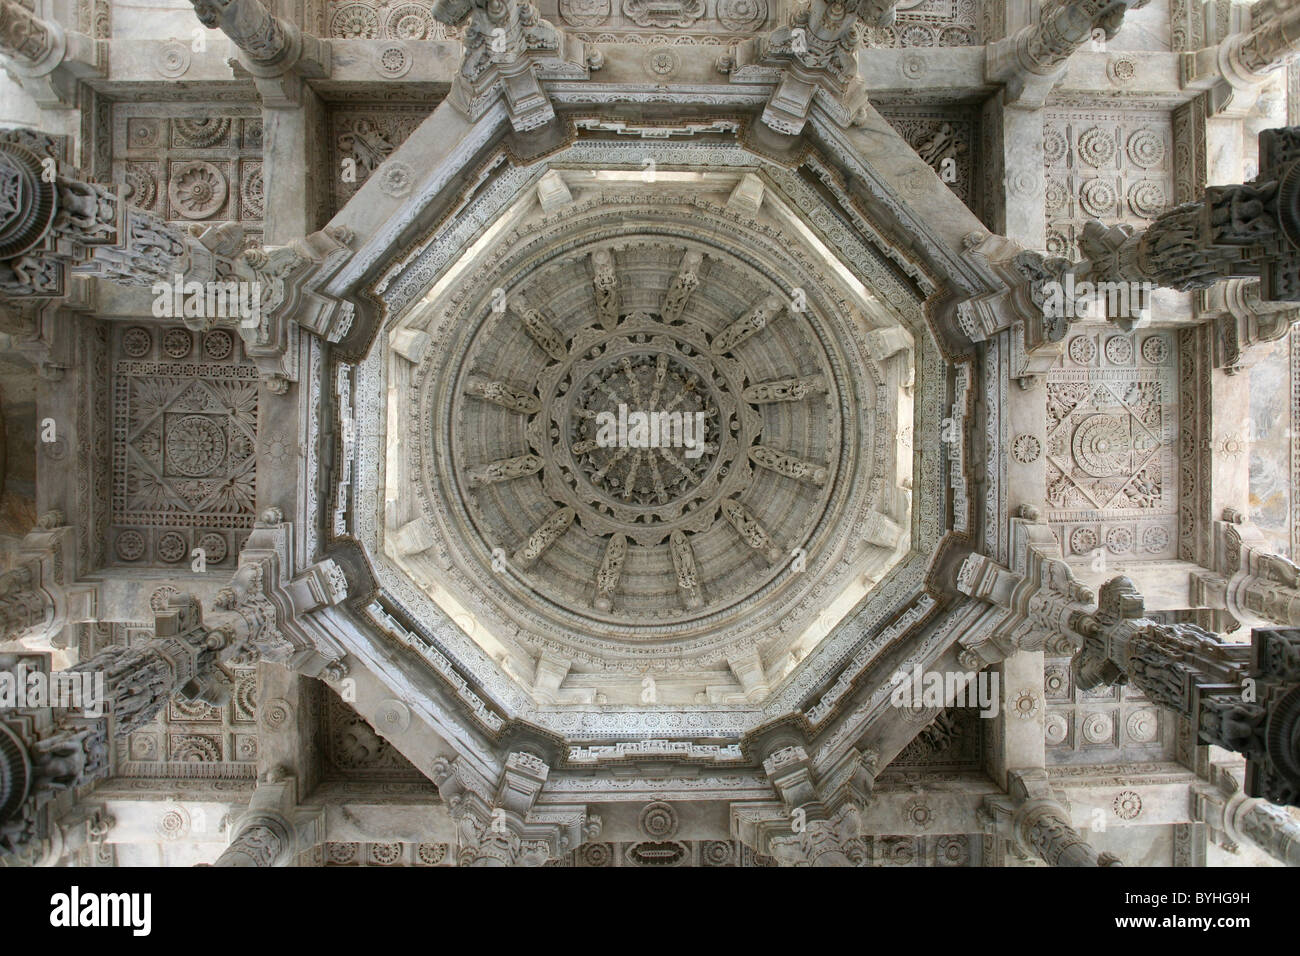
281 87 993 790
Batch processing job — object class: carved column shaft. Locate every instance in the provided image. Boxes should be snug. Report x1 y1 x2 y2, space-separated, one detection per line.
0 0 56 66
1015 0 1146 77
212 817 291 866
1235 3 1300 78
1231 798 1300 866
1020 801 1119 866
1074 579 1300 808
67 594 233 737
193 0 291 67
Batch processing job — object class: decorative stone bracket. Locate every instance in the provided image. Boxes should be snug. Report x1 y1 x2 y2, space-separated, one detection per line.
0 513 93 654
731 744 877 866
1194 762 1300 866
726 0 897 135
431 0 591 134
955 519 1098 667
222 224 358 391
430 752 600 865
1200 278 1300 371
1076 126 1300 305
953 233 1072 377
0 136 187 301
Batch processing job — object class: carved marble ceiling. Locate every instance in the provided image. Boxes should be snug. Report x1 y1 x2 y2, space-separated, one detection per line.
2 0 1300 873
373 163 917 705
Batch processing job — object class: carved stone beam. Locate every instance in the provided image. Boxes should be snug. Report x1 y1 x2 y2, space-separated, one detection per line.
0 0 104 108
730 0 894 135
980 769 1122 866
1184 3 1300 117
987 0 1150 109
430 753 600 865
1074 125 1300 308
188 0 330 108
430 0 591 134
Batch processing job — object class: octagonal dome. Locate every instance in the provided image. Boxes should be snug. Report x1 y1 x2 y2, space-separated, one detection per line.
370 153 918 708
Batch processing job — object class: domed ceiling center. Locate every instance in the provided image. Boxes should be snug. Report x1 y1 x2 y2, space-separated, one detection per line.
376 167 917 704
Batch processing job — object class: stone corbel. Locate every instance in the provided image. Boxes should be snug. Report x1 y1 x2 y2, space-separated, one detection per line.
0 0 105 109
738 0 893 136
430 753 599 865
210 512 348 677
732 743 876 866
953 234 1072 370
1214 518 1300 629
1195 763 1300 865
0 513 91 657
431 0 590 134
1201 278 1300 371
232 225 357 390
189 0 331 108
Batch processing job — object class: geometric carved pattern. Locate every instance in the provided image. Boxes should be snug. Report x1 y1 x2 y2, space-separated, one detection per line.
326 1 459 39
310 842 453 866
328 106 429 217
860 0 980 47
110 326 258 568
1044 651 1172 765
1043 109 1174 261
323 688 425 780
1046 325 1178 560
113 108 264 242
550 840 781 867
877 106 982 215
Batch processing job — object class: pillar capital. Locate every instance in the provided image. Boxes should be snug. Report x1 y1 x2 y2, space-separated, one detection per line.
987 0 1150 109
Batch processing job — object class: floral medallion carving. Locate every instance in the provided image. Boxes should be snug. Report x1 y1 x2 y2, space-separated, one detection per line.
167 160 228 219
